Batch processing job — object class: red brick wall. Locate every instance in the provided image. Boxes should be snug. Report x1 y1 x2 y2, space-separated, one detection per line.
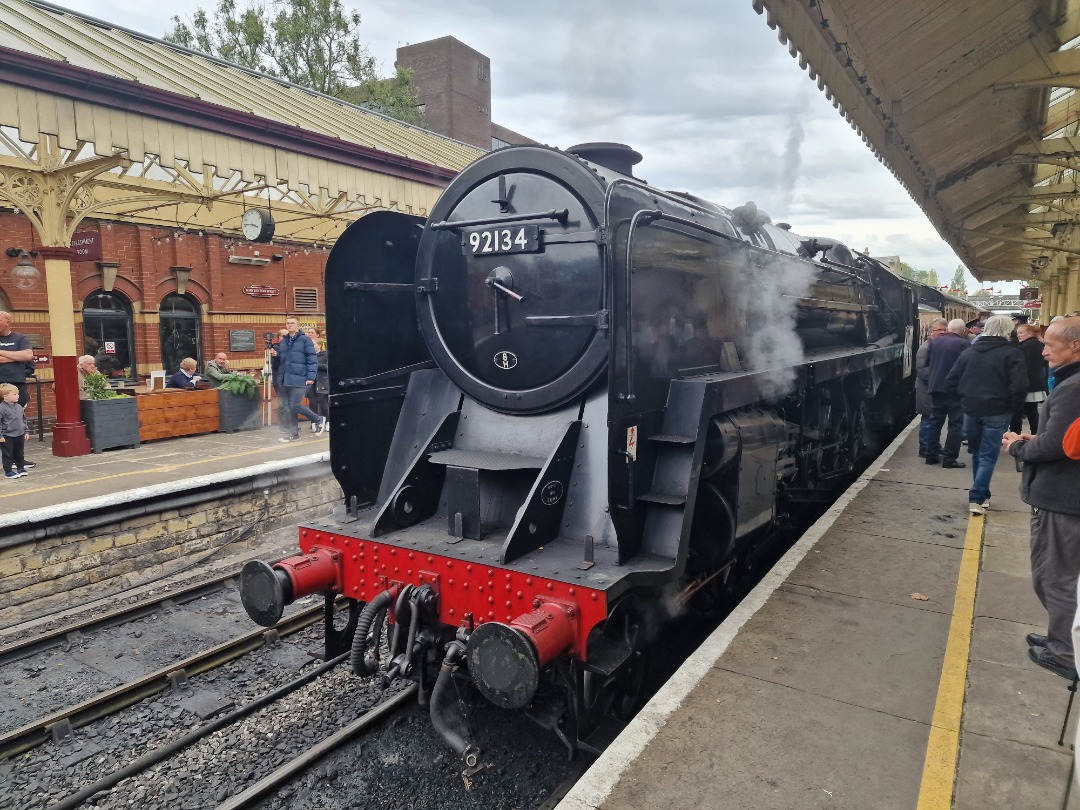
0 213 329 423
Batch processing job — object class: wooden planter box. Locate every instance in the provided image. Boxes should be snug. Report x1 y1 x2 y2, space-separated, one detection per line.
136 389 219 442
218 389 262 433
81 397 140 454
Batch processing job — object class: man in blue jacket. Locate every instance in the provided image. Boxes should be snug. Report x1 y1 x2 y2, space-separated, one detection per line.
271 316 325 441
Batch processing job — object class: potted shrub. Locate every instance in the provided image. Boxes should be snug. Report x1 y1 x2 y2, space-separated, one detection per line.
80 372 140 453
217 372 263 433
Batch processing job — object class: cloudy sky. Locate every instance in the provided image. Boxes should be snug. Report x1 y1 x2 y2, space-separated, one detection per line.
74 0 1004 292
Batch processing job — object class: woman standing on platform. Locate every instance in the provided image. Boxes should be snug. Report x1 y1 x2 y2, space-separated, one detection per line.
309 337 329 433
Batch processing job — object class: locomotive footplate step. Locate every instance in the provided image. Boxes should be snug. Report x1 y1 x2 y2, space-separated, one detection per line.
558 420 1079 810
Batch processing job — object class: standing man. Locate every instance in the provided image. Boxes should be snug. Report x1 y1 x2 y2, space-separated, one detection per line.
0 312 36 469
1003 316 1080 681
944 315 1026 515
966 320 984 342
924 318 971 468
271 316 324 441
0 312 33 408
916 318 948 457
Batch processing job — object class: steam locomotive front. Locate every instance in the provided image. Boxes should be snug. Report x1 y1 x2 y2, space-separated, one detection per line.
415 144 621 413
240 145 656 765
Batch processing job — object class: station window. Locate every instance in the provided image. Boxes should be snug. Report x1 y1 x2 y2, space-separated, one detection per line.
159 293 202 375
83 291 137 380
294 287 319 311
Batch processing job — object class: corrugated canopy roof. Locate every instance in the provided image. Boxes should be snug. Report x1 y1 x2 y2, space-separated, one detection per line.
0 0 482 173
754 0 1080 285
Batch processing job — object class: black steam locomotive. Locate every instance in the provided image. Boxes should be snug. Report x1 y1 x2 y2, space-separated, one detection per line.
240 143 920 765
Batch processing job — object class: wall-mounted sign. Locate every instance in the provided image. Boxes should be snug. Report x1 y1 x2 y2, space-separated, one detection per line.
1019 287 1040 300
243 285 280 298
33 355 49 365
70 231 102 262
1023 301 1042 309
229 330 257 352
23 333 44 349
105 341 116 353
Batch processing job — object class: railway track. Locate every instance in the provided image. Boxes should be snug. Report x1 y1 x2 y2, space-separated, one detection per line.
215 685 418 810
0 571 241 667
0 601 326 760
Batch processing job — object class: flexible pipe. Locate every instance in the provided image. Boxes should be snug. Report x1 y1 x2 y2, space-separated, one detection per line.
350 590 393 676
429 640 479 768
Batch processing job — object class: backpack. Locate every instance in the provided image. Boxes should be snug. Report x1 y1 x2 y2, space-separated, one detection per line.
1065 417 1080 460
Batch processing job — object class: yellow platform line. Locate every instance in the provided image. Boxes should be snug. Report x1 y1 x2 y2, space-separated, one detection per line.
0 440 326 500
916 512 985 810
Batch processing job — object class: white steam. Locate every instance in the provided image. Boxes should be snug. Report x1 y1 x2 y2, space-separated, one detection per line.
734 255 816 400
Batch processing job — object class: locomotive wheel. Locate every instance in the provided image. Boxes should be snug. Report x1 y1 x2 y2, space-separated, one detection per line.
577 597 649 737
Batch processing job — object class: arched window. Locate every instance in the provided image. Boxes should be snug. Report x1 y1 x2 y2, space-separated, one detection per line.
159 293 202 375
83 291 136 380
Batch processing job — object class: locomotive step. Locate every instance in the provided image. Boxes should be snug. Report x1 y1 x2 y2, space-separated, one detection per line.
647 433 695 444
428 448 546 470
636 491 687 506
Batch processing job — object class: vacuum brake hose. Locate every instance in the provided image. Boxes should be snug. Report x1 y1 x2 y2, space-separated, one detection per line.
430 640 480 768
351 589 393 676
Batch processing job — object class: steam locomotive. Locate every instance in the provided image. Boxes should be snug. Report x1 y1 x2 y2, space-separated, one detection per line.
240 143 922 765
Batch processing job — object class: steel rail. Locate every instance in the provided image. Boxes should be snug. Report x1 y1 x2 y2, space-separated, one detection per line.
0 571 241 667
0 601 327 760
215 685 418 810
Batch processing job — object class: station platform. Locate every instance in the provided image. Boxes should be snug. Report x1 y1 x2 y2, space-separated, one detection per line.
559 420 1078 810
0 424 329 528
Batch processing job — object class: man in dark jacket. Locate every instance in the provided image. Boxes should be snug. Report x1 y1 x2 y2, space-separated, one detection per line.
1003 315 1080 681
916 319 947 456
924 318 970 467
944 315 1026 515
1009 323 1048 434
271 316 324 441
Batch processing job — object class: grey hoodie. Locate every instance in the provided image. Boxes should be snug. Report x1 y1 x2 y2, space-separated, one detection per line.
0 400 27 437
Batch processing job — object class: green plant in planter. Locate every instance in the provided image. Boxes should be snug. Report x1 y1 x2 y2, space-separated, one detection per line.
218 372 259 399
83 371 123 400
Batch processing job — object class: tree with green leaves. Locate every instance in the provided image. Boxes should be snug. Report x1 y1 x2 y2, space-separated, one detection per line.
948 265 969 295
166 0 425 125
896 262 940 289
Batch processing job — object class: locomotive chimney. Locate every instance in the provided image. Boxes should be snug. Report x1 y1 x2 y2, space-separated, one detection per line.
567 142 642 178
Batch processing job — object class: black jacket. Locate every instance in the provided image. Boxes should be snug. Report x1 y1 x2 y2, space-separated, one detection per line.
943 336 1026 416
926 332 969 394
1017 336 1048 394
1008 362 1080 515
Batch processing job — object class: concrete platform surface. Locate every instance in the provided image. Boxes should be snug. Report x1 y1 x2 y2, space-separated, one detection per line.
559 420 1079 810
0 424 329 525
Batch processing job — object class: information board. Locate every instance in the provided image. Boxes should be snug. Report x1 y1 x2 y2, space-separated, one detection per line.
229 330 257 352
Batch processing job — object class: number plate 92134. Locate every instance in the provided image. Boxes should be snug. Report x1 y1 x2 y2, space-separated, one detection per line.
462 224 541 256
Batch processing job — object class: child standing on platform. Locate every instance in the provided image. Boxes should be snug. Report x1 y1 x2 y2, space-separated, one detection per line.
0 382 28 478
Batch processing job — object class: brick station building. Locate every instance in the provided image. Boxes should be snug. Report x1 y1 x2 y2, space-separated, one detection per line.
0 4 486 445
